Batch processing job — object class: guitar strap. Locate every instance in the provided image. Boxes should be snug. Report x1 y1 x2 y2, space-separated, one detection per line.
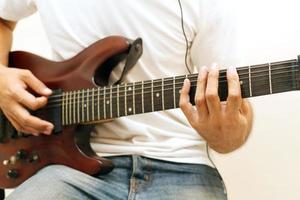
114 37 143 85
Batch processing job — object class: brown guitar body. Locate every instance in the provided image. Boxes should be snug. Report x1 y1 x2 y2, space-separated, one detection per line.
0 36 134 188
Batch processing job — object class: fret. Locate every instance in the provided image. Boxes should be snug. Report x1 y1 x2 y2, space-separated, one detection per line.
111 85 118 119
62 92 65 125
103 87 106 119
86 89 90 122
268 63 273 94
143 80 152 113
77 90 80 123
70 92 73 124
270 60 296 93
65 92 69 125
251 63 271 96
187 74 197 104
97 87 100 120
151 80 154 112
236 68 250 98
91 88 95 121
110 86 113 118
134 82 143 114
81 90 85 122
98 87 105 120
248 66 252 97
118 84 126 117
105 87 111 119
164 77 175 109
293 59 300 89
153 79 163 111
162 78 165 110
142 81 144 113
124 83 127 116
117 85 120 117
174 76 185 108
126 83 134 115
133 82 136 114
173 77 176 109
73 91 76 124
67 92 72 124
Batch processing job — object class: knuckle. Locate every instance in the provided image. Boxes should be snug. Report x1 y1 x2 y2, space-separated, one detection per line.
179 101 186 109
14 125 22 132
18 125 27 133
205 91 218 101
228 73 239 80
189 120 197 129
29 101 40 111
10 89 20 100
21 70 32 79
195 96 205 107
197 78 206 86
228 93 240 101
22 115 31 126
208 71 218 79
3 89 14 99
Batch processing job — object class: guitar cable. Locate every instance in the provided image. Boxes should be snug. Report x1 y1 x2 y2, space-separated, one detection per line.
178 0 228 195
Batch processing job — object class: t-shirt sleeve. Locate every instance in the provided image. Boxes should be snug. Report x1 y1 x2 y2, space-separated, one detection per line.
191 0 239 69
0 0 37 21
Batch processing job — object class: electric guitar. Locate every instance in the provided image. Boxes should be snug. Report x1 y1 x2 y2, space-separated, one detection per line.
0 36 299 188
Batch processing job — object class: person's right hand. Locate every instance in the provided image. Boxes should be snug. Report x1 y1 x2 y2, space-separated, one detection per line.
0 65 54 136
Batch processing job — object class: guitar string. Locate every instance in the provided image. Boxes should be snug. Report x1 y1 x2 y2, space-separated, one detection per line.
46 63 299 101
46 69 300 107
62 79 299 125
45 67 300 106
45 73 299 109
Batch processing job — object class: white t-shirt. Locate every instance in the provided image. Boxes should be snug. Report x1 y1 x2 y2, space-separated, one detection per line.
0 0 238 166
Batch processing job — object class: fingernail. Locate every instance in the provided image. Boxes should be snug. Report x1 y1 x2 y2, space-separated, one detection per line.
211 63 218 70
44 88 52 95
228 66 237 75
200 66 208 72
44 126 53 135
184 78 190 86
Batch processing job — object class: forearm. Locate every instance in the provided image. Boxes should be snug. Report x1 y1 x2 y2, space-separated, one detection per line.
0 18 16 66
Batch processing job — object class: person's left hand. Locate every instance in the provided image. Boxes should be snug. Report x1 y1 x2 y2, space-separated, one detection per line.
179 64 253 153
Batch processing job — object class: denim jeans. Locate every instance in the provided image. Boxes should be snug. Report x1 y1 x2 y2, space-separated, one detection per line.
6 155 227 200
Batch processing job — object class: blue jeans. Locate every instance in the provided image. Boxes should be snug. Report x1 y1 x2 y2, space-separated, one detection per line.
6 155 227 200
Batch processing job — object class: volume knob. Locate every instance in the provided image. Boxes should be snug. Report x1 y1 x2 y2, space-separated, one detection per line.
7 169 19 179
16 149 28 159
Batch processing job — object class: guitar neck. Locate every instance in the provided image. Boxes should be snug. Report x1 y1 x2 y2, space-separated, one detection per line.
59 58 300 126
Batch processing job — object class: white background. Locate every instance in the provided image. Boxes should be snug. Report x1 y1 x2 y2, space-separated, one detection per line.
10 0 300 199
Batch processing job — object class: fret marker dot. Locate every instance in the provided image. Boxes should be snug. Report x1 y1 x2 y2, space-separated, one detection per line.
128 87 132 91
156 93 160 97
240 81 243 85
128 107 132 112
106 100 110 105
84 104 87 108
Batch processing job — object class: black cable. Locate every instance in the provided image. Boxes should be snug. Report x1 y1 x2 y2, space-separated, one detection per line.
177 0 192 75
178 0 228 196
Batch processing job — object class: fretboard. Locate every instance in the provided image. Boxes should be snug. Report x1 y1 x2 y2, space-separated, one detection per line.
57 58 300 126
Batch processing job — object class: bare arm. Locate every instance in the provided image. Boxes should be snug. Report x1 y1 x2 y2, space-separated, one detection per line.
0 18 16 65
0 18 54 136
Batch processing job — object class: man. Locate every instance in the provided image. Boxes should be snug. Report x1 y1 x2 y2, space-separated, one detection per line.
0 0 253 199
